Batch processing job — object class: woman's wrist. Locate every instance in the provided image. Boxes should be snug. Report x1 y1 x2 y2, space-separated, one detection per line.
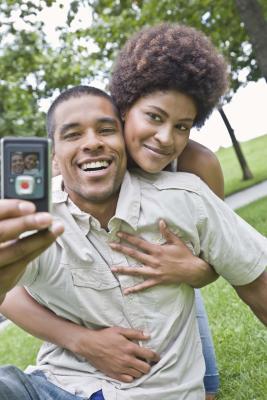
188 257 218 288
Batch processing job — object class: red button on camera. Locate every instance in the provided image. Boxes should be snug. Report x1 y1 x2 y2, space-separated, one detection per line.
15 175 35 195
21 181 30 189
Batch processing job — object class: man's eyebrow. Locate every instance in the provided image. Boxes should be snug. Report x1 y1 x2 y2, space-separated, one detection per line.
59 123 81 136
96 117 120 126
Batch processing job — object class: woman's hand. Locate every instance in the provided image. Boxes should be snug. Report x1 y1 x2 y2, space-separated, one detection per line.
110 220 218 294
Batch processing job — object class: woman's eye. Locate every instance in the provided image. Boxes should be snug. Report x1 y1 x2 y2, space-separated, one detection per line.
176 124 190 132
147 113 162 122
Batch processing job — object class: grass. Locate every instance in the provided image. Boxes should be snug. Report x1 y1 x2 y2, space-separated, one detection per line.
216 134 267 196
0 323 41 369
0 175 267 398
202 196 267 400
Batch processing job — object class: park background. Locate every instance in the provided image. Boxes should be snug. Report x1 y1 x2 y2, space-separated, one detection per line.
0 1 266 399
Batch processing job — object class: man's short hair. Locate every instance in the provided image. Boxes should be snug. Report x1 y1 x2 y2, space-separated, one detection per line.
46 85 122 142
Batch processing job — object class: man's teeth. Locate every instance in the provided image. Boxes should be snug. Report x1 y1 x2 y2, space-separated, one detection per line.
81 160 109 171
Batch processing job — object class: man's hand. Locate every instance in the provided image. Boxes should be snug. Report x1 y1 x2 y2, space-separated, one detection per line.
0 199 64 302
234 271 267 326
71 326 160 383
110 219 218 294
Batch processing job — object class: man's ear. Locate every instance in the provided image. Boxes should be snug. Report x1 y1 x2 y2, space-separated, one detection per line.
120 110 128 122
52 155 61 177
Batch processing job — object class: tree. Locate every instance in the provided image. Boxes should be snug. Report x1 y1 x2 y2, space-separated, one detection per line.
235 0 267 82
85 0 267 90
0 0 266 156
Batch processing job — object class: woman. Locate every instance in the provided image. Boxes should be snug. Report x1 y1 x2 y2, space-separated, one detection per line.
1 23 227 400
107 23 227 399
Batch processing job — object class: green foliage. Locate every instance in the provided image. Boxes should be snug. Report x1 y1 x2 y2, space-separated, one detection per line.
216 134 267 196
87 0 267 90
0 0 266 137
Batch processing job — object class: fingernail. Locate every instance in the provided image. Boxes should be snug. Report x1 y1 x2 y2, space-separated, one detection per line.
142 331 150 338
18 201 35 214
34 213 52 226
49 221 64 236
117 232 122 238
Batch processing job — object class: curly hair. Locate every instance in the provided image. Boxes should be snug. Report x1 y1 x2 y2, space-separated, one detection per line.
109 23 228 128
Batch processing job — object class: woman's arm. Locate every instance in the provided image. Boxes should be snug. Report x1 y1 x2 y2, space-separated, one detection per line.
177 139 224 199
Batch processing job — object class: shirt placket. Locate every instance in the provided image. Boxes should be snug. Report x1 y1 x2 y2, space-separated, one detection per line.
90 220 148 335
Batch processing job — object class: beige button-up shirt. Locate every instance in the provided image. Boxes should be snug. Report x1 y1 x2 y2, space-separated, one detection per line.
21 170 267 400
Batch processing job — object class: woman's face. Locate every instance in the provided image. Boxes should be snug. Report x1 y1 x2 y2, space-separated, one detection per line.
124 90 197 173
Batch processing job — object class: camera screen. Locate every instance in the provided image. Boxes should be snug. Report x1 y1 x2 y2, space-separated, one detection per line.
10 152 40 175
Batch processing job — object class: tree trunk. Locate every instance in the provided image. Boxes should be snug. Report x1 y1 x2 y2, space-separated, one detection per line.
235 0 267 82
218 107 253 180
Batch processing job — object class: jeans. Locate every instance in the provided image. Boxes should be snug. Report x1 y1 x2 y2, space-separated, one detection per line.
0 366 105 400
195 289 220 395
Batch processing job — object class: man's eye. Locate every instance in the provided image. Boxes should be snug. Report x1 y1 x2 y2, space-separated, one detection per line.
147 113 162 122
99 127 116 135
63 132 81 140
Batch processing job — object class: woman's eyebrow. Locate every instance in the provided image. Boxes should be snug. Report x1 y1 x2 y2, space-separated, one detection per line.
147 105 194 122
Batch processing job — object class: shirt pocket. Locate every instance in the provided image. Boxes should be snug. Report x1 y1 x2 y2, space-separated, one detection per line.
70 267 126 327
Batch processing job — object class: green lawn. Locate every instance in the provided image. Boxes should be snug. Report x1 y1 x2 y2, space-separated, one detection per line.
216 134 267 196
202 196 267 399
0 198 267 398
0 323 41 369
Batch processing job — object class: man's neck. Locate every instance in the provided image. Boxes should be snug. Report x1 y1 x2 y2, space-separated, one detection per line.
69 194 118 230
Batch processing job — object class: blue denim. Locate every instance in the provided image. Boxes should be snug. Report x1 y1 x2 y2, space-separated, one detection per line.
0 366 105 400
195 289 220 395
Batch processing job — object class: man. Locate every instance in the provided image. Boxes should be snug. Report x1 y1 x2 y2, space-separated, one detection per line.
11 151 24 174
0 199 63 305
0 86 266 400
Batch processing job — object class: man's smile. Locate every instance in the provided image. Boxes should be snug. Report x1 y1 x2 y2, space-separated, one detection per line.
79 159 111 172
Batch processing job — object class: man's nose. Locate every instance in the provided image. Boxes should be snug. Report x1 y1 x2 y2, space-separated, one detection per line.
80 130 103 151
154 125 173 146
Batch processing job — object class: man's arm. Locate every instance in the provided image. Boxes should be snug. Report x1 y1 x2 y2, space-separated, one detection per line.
0 199 64 304
234 271 267 326
1 287 159 382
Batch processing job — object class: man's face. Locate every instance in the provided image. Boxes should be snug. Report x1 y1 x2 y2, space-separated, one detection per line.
53 94 127 208
11 153 24 174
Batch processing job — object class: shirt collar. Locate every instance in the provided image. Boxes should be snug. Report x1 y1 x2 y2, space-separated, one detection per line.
52 171 141 233
52 175 90 235
111 170 141 231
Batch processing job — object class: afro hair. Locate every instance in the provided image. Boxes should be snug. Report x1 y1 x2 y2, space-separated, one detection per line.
109 23 228 128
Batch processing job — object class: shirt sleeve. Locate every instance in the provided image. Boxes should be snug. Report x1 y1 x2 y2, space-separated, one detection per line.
196 182 267 286
18 241 59 287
